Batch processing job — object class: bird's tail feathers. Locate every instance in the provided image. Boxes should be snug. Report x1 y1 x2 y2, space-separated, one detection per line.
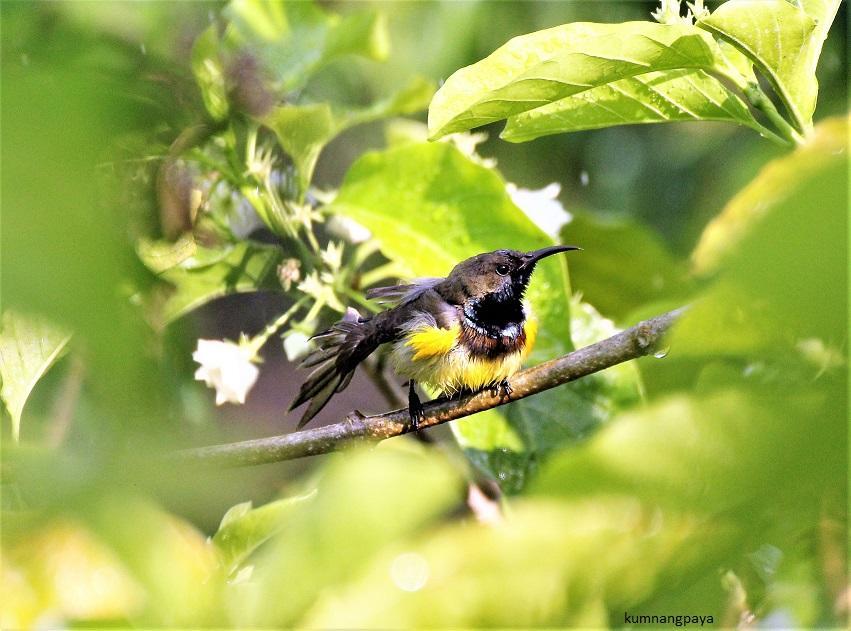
289 309 376 428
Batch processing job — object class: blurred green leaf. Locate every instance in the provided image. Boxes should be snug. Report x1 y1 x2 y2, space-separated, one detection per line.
3 518 145 627
323 10 389 63
86 496 224 626
697 0 829 133
224 0 388 92
428 21 739 139
1 21 160 425
692 116 846 275
502 68 767 142
302 498 734 627
192 25 230 121
689 116 846 340
340 75 436 128
265 76 435 193
532 389 840 511
230 443 462 626
560 211 691 322
154 241 282 327
212 490 316 574
0 311 71 442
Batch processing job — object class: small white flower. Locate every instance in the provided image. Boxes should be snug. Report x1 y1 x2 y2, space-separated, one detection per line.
320 241 344 271
686 0 709 21
292 202 323 230
193 339 260 405
326 214 372 244
652 0 690 24
298 271 346 312
506 182 572 239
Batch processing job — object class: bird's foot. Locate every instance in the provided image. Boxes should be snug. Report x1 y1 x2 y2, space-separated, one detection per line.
408 381 425 432
497 378 513 400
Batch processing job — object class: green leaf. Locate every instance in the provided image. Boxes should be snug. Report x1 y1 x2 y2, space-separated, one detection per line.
692 116 847 342
697 0 828 133
302 497 732 628
428 21 733 139
501 68 768 142
136 234 198 274
559 212 692 322
212 491 316 573
340 75 436 129
264 76 435 193
231 443 462 626
224 0 389 92
264 103 334 195
0 310 71 442
330 141 572 358
191 25 229 121
323 10 389 63
154 241 282 327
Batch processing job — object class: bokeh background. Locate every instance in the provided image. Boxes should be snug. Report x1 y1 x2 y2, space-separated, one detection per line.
2 1 847 628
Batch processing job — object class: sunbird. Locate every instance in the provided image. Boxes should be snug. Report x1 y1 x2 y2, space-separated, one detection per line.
290 245 580 429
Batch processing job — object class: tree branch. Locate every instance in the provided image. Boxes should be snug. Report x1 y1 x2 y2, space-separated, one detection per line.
174 308 684 467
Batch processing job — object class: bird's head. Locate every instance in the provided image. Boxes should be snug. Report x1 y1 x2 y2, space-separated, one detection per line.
443 245 580 329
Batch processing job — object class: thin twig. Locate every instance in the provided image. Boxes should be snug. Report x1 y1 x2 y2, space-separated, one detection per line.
173 308 684 467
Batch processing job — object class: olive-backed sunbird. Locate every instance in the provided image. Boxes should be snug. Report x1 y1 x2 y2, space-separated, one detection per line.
290 245 580 429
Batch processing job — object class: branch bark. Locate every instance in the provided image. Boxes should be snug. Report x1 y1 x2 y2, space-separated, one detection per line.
174 308 684 468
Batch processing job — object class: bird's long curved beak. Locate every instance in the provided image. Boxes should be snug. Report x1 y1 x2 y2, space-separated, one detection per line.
520 245 581 270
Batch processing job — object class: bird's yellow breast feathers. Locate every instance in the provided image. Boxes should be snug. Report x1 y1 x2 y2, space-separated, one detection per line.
393 317 537 393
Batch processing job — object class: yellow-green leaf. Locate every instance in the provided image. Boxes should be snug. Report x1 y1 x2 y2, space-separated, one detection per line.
697 0 828 133
0 310 71 442
428 21 731 139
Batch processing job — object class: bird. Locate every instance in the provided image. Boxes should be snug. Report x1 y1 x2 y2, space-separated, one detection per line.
289 245 580 430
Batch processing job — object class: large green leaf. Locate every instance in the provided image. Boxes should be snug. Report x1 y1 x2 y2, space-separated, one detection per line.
0 311 71 442
153 241 282 327
501 68 769 142
223 0 388 92
428 21 736 139
697 0 831 133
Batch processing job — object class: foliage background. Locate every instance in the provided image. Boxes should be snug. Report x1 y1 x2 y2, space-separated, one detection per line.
1 1 847 628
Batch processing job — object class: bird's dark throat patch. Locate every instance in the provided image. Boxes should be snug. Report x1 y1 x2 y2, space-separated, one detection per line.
462 293 527 358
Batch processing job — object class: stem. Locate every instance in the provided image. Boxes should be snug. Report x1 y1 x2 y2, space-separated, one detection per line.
173 307 685 467
246 297 309 357
744 83 804 147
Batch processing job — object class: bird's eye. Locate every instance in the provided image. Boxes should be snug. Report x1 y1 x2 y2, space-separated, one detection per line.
495 264 511 276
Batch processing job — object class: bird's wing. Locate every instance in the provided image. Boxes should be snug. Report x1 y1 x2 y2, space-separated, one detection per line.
366 278 443 307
